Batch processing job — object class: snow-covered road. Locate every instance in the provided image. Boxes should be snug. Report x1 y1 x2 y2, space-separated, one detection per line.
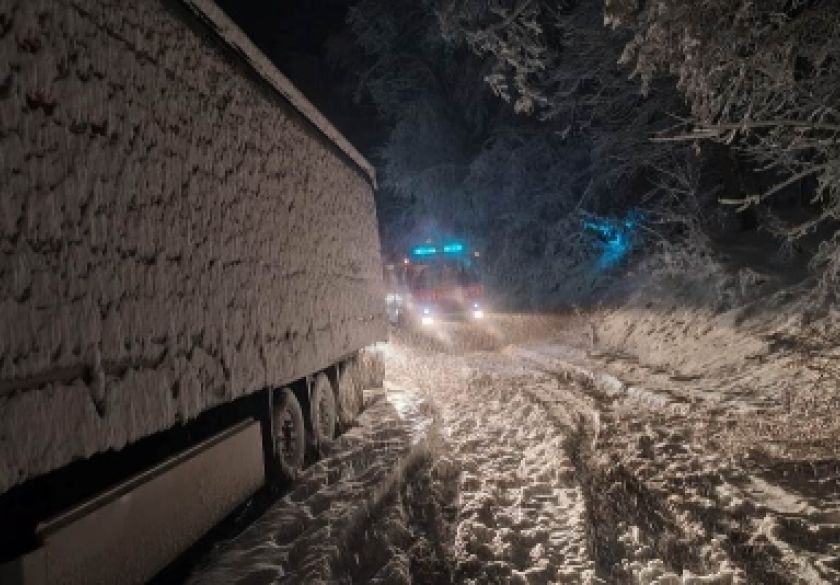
384 339 598 584
185 315 839 584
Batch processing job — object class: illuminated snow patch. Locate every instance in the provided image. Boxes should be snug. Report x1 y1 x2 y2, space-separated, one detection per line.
384 385 435 438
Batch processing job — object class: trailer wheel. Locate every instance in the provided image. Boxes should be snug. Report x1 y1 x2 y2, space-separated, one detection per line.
358 348 385 388
310 373 336 452
273 388 305 482
336 362 362 427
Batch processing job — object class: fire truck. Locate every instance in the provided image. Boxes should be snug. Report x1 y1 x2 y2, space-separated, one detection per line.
384 241 485 326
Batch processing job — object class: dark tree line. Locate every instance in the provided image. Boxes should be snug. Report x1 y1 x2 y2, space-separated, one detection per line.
330 0 840 306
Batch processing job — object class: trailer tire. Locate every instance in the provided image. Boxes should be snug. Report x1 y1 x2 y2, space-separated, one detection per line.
336 362 362 427
358 348 385 388
310 373 336 452
273 388 306 482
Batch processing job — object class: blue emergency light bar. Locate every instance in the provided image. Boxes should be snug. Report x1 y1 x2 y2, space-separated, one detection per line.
410 241 467 258
411 245 438 256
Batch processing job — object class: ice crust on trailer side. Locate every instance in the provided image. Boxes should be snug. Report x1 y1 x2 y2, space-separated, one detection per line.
0 0 386 494
180 0 376 187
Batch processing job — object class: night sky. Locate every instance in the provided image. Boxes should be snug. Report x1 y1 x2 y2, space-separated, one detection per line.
215 0 383 157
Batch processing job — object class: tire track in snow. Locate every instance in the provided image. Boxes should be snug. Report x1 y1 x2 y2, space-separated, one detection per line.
387 343 600 584
331 454 461 584
516 343 840 584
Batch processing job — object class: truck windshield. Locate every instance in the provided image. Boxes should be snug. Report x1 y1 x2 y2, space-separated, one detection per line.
408 259 479 291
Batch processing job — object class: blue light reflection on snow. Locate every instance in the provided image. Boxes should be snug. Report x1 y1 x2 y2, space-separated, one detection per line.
582 211 643 270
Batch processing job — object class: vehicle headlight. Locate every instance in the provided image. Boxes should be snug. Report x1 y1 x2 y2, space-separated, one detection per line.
472 309 484 319
421 315 434 326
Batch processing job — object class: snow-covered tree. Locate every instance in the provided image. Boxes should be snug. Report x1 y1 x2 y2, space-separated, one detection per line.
435 0 701 213
329 0 494 246
332 0 705 305
605 1 840 247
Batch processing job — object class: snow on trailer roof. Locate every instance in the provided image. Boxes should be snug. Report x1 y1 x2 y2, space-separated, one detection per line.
181 0 377 188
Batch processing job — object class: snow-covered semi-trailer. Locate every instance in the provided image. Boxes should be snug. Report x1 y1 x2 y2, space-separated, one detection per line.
0 1 385 582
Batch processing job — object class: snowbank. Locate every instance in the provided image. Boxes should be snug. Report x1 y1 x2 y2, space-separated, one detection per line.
530 254 840 583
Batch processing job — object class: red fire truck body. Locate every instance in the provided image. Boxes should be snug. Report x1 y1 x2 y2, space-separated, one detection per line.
384 242 485 325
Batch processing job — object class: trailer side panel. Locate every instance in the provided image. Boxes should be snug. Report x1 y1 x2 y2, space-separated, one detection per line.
0 0 386 494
